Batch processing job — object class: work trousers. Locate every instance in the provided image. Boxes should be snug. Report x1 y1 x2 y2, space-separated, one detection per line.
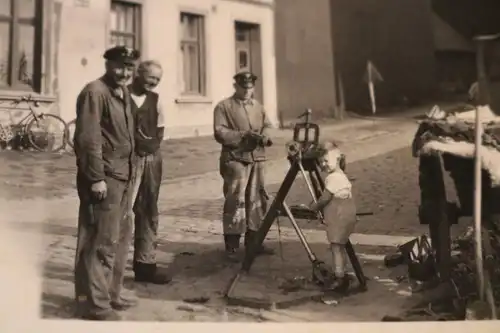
74 173 132 316
129 151 162 264
220 159 267 235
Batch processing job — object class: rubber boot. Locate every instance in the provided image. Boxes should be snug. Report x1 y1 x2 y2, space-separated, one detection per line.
224 234 241 262
133 262 172 285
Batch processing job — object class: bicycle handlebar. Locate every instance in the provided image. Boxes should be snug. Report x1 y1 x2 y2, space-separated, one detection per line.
10 94 40 107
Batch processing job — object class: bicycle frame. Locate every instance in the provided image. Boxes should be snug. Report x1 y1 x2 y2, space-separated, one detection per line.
1 94 68 152
9 95 41 131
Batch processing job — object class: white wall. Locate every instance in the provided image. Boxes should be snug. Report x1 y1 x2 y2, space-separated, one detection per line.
55 0 277 139
143 0 278 138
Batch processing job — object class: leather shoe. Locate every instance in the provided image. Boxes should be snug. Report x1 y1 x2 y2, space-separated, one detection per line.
111 297 138 311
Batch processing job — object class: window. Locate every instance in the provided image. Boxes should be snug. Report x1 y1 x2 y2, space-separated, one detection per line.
179 12 206 96
0 0 42 91
109 1 142 50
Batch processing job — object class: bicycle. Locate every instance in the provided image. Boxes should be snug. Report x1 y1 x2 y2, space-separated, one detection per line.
0 95 68 152
65 118 75 151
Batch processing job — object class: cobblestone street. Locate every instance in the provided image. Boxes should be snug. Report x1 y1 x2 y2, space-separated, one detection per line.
1 111 471 322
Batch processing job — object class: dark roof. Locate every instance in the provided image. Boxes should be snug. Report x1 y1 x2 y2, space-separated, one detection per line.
432 0 500 39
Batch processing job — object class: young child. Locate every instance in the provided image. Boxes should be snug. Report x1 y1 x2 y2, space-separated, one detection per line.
309 141 357 291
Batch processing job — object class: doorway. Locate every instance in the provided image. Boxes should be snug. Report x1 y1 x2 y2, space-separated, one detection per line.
234 21 263 103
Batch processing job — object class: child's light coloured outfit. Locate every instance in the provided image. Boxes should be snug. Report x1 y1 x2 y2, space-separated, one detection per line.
323 170 357 244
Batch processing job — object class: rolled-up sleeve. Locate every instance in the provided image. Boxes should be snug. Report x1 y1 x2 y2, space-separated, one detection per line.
157 96 166 128
261 107 272 138
213 102 244 148
74 88 105 182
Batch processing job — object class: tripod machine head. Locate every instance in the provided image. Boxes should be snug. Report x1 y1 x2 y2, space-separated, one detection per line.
286 109 346 172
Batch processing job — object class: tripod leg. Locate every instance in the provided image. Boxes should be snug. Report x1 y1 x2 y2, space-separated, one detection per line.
308 170 323 199
313 162 325 189
241 163 299 272
297 159 322 201
345 240 367 290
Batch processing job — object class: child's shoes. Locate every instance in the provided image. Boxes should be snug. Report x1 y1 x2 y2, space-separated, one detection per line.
323 274 350 293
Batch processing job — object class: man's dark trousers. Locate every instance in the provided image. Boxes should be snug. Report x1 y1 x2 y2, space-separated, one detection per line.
130 151 162 271
74 173 133 317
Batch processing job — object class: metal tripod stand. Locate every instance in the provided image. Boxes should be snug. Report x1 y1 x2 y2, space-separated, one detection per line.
225 109 368 301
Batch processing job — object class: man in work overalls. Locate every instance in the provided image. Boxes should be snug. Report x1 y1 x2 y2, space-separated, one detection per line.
73 46 139 321
213 71 275 261
127 60 171 284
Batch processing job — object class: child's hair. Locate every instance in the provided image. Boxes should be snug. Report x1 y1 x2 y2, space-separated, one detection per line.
317 140 346 171
317 140 340 157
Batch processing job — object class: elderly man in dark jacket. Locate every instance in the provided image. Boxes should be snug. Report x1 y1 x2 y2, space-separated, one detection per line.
73 46 139 321
213 71 275 261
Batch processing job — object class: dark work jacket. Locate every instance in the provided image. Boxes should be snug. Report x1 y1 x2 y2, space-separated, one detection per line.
74 75 135 182
130 90 161 155
213 95 272 164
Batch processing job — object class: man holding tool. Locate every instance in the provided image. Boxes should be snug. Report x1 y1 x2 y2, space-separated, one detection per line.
213 71 275 261
127 60 171 285
73 46 139 320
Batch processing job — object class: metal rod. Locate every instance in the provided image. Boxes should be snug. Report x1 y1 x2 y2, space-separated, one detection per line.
281 200 316 261
474 38 486 301
297 157 323 209
225 272 242 298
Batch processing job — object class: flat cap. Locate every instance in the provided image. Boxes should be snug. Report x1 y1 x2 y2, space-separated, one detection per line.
233 71 257 88
103 46 140 64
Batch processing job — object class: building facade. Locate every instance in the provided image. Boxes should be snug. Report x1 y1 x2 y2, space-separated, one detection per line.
0 0 278 139
274 0 439 120
330 0 438 113
274 0 339 122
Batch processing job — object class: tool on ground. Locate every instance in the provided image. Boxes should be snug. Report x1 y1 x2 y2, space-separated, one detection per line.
225 109 367 302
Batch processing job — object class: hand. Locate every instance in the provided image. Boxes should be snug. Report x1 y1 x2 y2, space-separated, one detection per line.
242 131 262 148
91 180 107 201
244 130 262 141
260 135 273 147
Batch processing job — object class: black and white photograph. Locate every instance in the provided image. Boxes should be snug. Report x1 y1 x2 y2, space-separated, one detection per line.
0 0 500 329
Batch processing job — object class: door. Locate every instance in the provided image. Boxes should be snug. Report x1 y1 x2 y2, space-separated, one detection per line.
235 21 263 103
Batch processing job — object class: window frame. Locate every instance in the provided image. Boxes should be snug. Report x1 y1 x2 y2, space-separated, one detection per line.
0 0 43 93
179 12 207 97
109 0 142 52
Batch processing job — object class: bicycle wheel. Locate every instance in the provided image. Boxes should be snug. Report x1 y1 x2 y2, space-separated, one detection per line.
26 114 67 152
65 118 76 150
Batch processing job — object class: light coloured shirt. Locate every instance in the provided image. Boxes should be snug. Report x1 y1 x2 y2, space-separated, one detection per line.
130 92 165 128
324 170 352 199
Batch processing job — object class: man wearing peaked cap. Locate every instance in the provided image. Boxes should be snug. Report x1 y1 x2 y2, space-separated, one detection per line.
104 45 141 63
233 71 258 88
213 70 275 262
73 45 140 321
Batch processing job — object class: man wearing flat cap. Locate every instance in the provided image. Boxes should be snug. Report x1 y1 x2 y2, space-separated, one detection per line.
213 71 275 261
73 45 140 321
